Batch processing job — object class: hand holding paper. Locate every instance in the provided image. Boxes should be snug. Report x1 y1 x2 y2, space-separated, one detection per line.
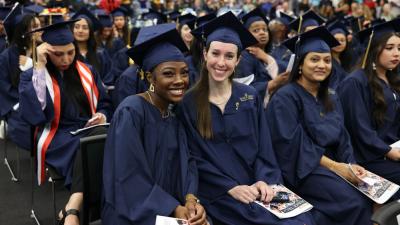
85 113 106 128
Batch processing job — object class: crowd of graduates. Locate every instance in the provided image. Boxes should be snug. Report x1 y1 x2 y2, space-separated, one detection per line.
1 0 400 225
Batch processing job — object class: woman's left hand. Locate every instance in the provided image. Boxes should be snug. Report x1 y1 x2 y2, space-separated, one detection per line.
84 113 106 127
185 201 208 225
246 46 268 62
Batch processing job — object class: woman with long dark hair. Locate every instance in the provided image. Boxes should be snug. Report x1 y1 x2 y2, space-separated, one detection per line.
338 19 400 185
236 7 289 98
179 12 314 225
266 27 373 225
103 23 208 225
71 8 111 82
0 13 41 150
19 20 111 225
326 20 354 89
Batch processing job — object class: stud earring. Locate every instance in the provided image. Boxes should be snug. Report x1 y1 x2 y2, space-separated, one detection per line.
373 62 377 70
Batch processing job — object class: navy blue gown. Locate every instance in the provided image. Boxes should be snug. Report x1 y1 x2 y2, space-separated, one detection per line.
0 35 7 53
328 58 347 90
102 95 198 225
103 47 129 86
19 65 112 186
179 82 314 225
236 50 273 97
79 48 111 82
185 55 200 87
0 45 31 150
337 69 400 185
270 44 292 73
113 65 148 107
266 82 373 225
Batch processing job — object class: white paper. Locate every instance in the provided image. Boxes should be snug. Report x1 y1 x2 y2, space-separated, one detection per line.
390 140 400 148
69 123 110 136
155 215 188 225
286 54 296 72
233 74 255 85
255 185 313 219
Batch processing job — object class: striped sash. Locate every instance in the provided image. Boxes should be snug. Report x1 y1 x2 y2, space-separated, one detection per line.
36 61 99 185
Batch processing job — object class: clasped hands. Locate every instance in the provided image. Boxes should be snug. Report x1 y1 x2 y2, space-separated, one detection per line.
228 181 274 204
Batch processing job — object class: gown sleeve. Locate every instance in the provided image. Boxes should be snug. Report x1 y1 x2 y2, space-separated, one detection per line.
337 77 391 159
103 106 181 223
266 91 325 187
0 49 18 117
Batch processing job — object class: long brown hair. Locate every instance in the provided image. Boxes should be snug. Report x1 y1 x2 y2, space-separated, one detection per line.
361 32 400 127
191 43 239 139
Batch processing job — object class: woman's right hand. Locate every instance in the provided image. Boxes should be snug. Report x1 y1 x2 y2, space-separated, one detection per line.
228 185 259 204
386 148 400 161
331 162 364 185
173 205 189 220
36 42 54 68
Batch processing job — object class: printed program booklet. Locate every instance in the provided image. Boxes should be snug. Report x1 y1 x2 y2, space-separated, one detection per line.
255 185 313 219
337 165 400 204
155 215 188 225
69 123 110 135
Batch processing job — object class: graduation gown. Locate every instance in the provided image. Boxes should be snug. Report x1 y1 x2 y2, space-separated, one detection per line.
102 95 198 225
235 50 273 97
103 47 129 86
113 65 148 107
328 58 347 90
270 44 292 73
179 82 314 225
0 45 31 150
266 82 373 225
0 35 7 53
79 48 112 82
19 64 112 186
185 55 199 87
337 69 400 184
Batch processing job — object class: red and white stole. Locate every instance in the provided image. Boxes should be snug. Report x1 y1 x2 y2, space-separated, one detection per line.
36 60 99 185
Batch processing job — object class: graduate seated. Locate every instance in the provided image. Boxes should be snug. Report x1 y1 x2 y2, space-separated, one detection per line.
0 8 42 150
266 27 374 225
18 20 112 225
102 23 209 225
338 18 400 189
179 12 314 225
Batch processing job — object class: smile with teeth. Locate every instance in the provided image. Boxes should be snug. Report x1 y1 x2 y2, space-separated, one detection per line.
170 89 184 95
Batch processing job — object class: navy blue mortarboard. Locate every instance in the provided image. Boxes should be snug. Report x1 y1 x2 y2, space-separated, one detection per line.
357 18 400 68
127 23 187 72
289 10 325 32
0 7 11 20
71 7 102 31
370 18 386 27
129 27 140 46
195 13 216 28
191 11 258 51
282 26 339 58
142 9 167 24
277 11 295 27
98 14 113 28
24 4 45 15
3 3 23 39
177 13 196 30
240 7 269 29
111 7 128 17
28 19 79 45
327 20 349 36
166 10 180 21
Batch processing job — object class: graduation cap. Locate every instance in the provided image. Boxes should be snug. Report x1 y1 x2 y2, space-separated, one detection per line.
370 18 386 27
71 7 102 31
3 3 23 41
327 20 349 36
166 10 180 22
277 11 295 27
0 7 11 20
191 11 258 51
282 26 339 58
240 7 269 29
289 10 325 33
127 23 187 72
24 4 45 15
98 14 113 28
28 19 79 45
177 13 196 30
195 13 216 28
357 18 400 68
142 9 167 24
111 7 128 17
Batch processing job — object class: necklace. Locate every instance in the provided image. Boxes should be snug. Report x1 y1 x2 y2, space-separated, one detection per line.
146 91 170 118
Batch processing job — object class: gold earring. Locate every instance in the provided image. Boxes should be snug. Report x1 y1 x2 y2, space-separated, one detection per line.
149 84 155 92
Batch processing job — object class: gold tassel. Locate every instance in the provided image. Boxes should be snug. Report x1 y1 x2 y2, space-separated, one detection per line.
297 15 303 34
361 30 374 69
32 36 37 68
